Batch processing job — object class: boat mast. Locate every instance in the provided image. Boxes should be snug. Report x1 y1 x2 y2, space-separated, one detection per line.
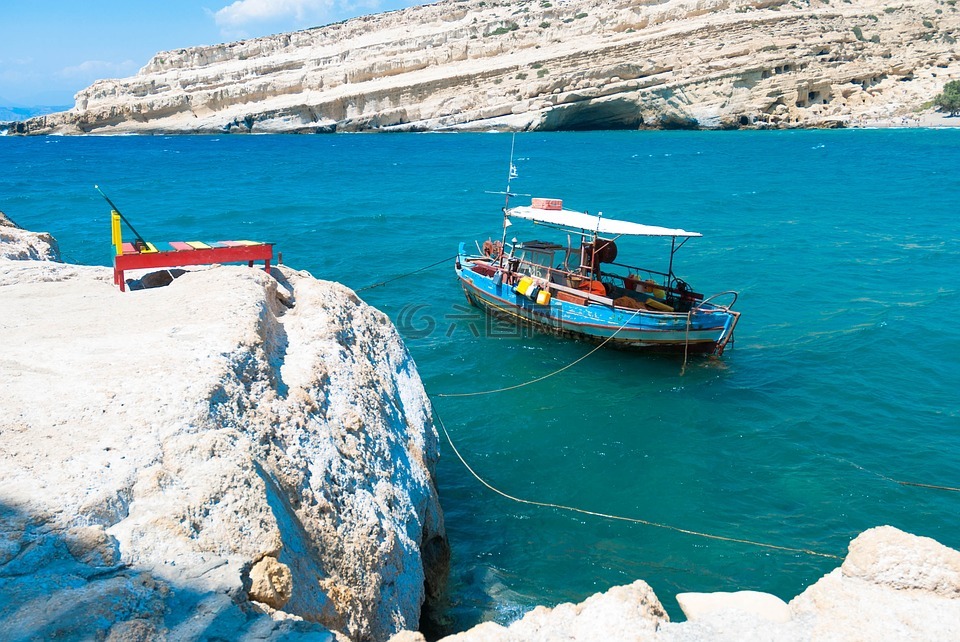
499 133 518 267
503 133 517 212
593 210 603 277
668 236 677 284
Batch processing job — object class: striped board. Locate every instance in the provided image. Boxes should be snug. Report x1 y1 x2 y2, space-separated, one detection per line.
113 239 274 292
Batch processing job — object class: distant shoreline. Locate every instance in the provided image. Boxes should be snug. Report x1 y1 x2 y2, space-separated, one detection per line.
2 122 959 135
844 111 960 128
2 109 959 135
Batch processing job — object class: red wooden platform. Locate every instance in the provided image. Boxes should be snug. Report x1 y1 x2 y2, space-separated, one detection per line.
113 240 273 291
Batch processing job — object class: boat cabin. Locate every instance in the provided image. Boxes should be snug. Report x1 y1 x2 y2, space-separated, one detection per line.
509 237 620 288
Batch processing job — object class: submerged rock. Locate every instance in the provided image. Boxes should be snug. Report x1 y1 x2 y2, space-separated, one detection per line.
0 230 448 640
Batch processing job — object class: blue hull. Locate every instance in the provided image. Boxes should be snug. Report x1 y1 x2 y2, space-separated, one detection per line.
455 257 738 354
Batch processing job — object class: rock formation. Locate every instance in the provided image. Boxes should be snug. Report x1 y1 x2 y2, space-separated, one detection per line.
388 526 959 641
0 219 449 641
0 211 60 260
436 580 669 641
10 0 960 134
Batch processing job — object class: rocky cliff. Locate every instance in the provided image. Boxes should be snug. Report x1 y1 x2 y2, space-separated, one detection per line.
11 0 960 134
0 213 448 641
0 212 60 261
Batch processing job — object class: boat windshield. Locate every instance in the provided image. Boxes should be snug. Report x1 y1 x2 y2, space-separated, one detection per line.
514 241 562 279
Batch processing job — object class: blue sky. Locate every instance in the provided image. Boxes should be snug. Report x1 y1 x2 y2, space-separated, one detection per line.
0 0 426 106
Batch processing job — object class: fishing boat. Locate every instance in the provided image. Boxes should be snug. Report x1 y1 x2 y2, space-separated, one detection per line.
455 187 741 355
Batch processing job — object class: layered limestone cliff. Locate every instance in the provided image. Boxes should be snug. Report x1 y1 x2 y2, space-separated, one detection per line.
12 0 960 134
0 215 449 641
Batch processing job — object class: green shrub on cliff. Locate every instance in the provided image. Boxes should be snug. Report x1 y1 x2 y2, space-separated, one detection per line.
486 22 519 36
935 80 960 115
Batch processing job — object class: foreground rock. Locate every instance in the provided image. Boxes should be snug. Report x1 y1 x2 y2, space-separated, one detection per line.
9 0 960 135
437 580 668 641
788 525 960 640
0 221 448 640
386 526 959 641
0 211 60 260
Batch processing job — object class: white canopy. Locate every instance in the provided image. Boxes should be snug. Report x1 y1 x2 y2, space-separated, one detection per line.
508 205 701 238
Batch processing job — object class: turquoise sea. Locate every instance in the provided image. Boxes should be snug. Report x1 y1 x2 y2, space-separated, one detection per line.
3 130 959 635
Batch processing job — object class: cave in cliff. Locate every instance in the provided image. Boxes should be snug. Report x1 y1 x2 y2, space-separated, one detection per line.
538 97 646 131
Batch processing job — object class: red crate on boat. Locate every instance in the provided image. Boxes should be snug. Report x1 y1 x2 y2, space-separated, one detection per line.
531 198 562 211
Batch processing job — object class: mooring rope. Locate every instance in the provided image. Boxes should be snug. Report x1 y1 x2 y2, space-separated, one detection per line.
777 439 960 495
356 254 458 292
833 457 960 493
432 406 842 560
680 309 693 377
436 308 643 398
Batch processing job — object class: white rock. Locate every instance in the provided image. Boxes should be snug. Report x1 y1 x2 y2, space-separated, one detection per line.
840 524 960 596
0 229 448 641
0 212 60 260
676 590 791 623
438 580 668 641
388 631 429 642
789 527 960 641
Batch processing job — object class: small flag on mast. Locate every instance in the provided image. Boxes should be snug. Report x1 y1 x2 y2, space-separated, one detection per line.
509 163 518 179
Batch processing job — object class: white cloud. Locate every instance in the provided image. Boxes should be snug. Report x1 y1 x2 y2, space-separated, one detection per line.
214 0 337 30
210 0 425 39
58 60 139 81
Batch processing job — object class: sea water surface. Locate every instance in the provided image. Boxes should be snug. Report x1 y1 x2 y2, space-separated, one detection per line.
3 130 959 635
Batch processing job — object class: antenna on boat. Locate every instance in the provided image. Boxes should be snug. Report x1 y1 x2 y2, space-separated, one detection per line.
481 133 529 266
500 134 517 260
502 134 522 264
504 132 518 210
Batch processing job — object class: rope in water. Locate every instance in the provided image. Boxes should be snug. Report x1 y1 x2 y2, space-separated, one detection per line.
680 309 693 376
776 438 960 495
356 253 458 292
432 406 842 560
834 457 960 493
436 308 643 398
